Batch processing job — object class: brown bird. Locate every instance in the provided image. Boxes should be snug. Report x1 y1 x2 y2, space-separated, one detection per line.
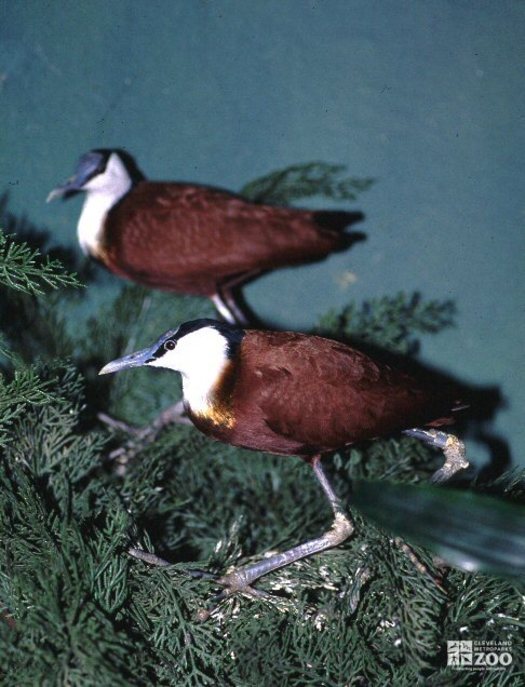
47 150 363 325
99 319 469 597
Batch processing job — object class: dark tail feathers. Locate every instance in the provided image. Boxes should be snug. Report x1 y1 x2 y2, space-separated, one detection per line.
312 210 366 249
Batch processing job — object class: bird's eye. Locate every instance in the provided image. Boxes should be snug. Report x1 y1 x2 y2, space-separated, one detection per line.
164 340 176 351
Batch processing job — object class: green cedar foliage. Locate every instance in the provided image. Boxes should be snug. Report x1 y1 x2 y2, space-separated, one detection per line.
0 230 81 296
0 166 523 685
317 291 456 356
240 162 374 206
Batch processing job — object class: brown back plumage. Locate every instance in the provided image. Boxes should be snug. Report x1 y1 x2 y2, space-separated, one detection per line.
189 330 462 457
100 182 349 295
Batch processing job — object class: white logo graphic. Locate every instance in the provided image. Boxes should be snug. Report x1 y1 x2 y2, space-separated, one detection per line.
447 641 473 666
447 639 513 671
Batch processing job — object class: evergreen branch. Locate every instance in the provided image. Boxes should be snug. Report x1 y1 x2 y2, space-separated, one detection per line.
0 368 53 410
317 291 456 354
0 230 82 295
0 366 55 447
240 162 374 206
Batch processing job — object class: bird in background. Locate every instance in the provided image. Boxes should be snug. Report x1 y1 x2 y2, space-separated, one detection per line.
99 319 469 598
47 149 364 326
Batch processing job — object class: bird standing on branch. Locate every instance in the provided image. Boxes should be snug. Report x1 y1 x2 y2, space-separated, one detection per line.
99 319 469 597
48 150 364 325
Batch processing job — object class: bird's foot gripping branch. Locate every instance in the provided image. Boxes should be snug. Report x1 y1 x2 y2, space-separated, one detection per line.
403 428 469 483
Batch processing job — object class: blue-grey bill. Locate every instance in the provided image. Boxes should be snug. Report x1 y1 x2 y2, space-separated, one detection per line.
47 185 70 202
98 347 154 375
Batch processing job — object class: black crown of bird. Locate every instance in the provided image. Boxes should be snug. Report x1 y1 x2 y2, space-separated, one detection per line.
99 318 469 598
48 149 363 326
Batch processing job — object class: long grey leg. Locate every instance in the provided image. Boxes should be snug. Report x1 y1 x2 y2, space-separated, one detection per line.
211 270 262 326
217 456 354 594
210 293 248 327
403 428 469 483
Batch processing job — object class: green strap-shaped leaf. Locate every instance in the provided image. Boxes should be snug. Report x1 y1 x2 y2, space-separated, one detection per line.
351 480 525 579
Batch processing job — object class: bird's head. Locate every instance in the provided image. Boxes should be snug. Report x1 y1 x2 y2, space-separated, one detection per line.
47 149 142 202
99 320 245 406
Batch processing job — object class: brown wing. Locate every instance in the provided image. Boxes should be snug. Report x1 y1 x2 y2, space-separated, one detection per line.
102 182 343 295
230 331 456 455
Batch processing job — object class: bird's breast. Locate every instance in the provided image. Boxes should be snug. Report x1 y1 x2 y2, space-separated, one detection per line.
183 359 238 433
188 403 236 433
79 193 110 254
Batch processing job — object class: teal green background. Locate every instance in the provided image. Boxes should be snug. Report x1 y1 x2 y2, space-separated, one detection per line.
1 1 524 466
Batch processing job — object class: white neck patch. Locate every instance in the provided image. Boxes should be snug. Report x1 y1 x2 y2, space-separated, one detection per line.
77 152 133 255
148 327 230 414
